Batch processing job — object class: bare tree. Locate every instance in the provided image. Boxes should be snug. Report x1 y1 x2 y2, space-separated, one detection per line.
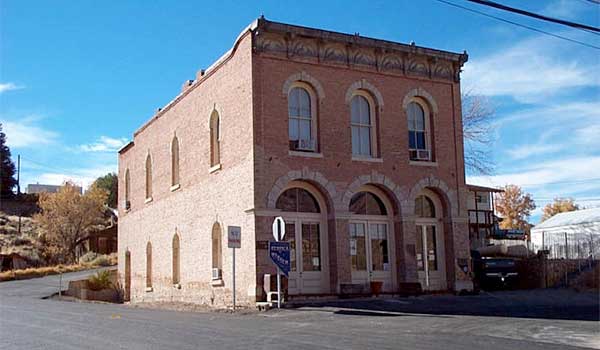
462 91 496 175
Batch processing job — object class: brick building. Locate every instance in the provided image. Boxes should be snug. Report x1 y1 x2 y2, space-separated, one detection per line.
118 18 472 307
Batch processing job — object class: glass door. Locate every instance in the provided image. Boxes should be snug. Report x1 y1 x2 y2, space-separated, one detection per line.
349 221 391 290
416 224 445 290
285 220 323 294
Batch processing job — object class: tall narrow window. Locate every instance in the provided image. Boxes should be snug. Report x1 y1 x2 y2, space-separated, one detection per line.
210 111 220 167
408 102 430 161
211 223 222 279
172 234 180 285
124 169 130 209
351 94 374 157
288 86 315 152
146 242 153 289
145 154 152 200
171 136 180 186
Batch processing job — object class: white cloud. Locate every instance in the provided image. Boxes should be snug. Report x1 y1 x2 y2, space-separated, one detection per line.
541 0 585 20
1 117 59 148
0 82 24 94
79 136 128 153
462 36 599 102
24 164 117 190
506 144 563 160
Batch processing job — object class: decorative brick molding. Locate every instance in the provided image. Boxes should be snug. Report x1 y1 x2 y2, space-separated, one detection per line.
340 171 407 214
403 175 458 218
345 79 384 108
266 167 337 209
282 71 325 100
402 87 439 115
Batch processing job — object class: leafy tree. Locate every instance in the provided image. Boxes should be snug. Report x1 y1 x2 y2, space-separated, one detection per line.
0 123 17 197
92 172 118 208
35 182 108 264
462 92 496 175
541 198 579 222
495 184 536 231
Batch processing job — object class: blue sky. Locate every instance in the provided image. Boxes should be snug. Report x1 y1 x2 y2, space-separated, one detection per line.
1 0 599 223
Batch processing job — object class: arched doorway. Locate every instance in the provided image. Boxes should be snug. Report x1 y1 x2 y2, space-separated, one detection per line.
275 181 328 295
414 189 447 291
348 186 395 292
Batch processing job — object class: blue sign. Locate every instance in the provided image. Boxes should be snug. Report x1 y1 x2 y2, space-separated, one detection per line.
268 241 291 277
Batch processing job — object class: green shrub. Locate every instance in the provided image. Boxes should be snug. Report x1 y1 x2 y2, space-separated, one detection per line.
88 270 112 291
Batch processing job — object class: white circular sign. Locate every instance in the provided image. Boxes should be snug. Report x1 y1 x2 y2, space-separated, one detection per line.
272 216 286 241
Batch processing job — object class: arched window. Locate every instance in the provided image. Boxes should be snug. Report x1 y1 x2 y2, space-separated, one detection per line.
145 154 152 200
172 234 180 285
146 242 153 289
351 94 376 157
171 136 180 186
210 111 220 167
288 86 316 152
124 169 131 209
276 188 320 213
211 223 222 277
415 195 436 218
349 191 387 215
408 101 431 161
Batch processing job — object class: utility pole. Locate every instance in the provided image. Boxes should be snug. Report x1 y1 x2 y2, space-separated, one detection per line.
17 154 22 235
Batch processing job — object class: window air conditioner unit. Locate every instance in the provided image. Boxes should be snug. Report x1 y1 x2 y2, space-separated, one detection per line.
410 149 430 161
212 268 222 280
297 139 315 151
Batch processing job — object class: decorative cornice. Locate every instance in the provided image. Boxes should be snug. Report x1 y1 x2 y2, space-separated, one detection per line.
253 19 468 83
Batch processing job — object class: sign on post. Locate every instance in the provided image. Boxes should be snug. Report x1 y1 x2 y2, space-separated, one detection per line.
268 241 291 277
227 226 241 310
272 216 285 241
228 226 241 248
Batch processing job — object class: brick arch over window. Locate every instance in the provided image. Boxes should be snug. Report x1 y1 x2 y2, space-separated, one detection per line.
403 175 458 218
342 171 406 215
345 79 384 109
282 71 325 100
266 167 336 212
402 87 438 115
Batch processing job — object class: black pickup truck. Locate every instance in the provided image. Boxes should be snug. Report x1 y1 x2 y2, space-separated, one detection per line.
471 250 519 291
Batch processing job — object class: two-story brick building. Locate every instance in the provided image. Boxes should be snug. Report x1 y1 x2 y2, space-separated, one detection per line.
118 17 472 307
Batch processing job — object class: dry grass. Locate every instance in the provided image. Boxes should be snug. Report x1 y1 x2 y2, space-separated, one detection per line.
0 260 116 282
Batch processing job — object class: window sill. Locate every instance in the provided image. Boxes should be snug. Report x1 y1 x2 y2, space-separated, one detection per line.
209 164 222 174
211 279 224 287
409 160 438 167
145 287 153 292
145 197 153 204
170 184 181 192
288 150 323 158
352 156 383 163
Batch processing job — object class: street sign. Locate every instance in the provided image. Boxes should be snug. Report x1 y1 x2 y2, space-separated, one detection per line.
268 241 291 277
272 216 285 241
228 226 241 248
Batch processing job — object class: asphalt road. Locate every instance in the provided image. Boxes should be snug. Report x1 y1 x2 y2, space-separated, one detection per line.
0 270 598 350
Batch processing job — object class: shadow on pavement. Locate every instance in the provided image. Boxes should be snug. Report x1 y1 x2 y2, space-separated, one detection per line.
290 289 600 321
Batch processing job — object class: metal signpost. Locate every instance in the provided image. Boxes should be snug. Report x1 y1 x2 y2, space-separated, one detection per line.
269 217 289 308
227 226 241 310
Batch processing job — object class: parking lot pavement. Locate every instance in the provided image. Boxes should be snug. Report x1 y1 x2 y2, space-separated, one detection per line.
289 288 600 321
0 270 598 350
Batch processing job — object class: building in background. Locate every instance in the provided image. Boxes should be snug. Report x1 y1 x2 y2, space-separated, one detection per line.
26 183 82 195
118 17 472 307
531 207 600 259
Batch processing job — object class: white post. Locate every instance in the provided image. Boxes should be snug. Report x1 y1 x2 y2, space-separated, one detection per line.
59 271 62 298
232 247 236 310
276 267 281 309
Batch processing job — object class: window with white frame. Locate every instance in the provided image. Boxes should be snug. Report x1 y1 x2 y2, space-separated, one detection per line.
210 111 220 167
145 154 152 200
288 86 316 152
407 101 431 161
171 135 180 186
351 94 375 157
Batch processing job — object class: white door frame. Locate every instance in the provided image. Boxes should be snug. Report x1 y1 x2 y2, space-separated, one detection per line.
415 220 446 291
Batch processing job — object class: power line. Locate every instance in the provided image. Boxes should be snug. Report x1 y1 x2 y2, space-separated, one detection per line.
466 0 600 34
579 0 600 5
432 0 600 50
519 177 600 187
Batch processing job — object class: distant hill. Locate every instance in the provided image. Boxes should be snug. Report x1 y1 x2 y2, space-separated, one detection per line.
0 212 42 265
